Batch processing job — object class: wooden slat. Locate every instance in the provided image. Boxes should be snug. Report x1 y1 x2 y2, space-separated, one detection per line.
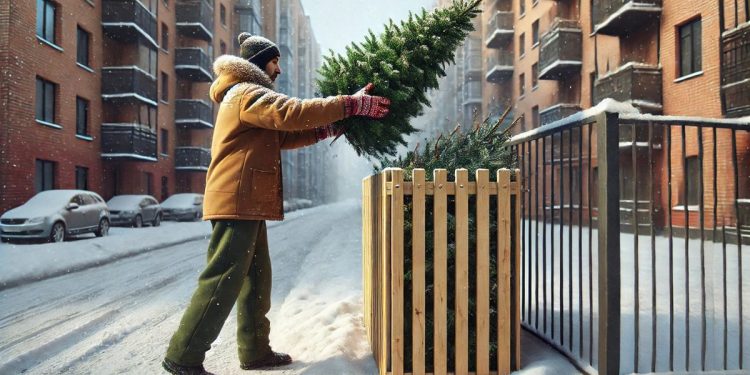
497 169 512 375
381 170 391 375
455 169 469 375
412 169 427 375
475 169 491 375
391 169 405 375
363 176 371 343
433 169 448 375
512 171 522 370
385 182 521 196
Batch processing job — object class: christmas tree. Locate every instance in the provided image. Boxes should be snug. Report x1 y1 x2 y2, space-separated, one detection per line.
317 0 483 158
378 109 521 371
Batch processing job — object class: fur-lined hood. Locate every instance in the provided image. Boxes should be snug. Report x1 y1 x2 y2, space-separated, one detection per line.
209 55 274 103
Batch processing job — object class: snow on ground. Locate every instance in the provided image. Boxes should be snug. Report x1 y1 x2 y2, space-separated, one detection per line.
0 200 580 374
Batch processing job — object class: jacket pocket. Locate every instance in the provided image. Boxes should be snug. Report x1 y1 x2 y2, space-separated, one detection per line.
238 168 280 213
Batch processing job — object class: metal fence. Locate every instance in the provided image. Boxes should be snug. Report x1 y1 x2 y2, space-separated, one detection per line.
507 108 750 374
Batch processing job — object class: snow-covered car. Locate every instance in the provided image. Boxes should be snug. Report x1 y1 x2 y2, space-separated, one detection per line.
0 190 110 243
161 193 203 221
107 195 162 227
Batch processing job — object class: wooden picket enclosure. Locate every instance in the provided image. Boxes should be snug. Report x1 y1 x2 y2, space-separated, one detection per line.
362 168 522 375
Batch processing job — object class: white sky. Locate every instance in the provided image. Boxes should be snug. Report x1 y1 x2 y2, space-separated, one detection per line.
299 0 436 55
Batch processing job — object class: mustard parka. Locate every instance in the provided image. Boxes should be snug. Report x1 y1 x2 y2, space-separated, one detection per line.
203 55 347 221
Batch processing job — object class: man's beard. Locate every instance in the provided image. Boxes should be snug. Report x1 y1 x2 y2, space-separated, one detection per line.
270 73 279 82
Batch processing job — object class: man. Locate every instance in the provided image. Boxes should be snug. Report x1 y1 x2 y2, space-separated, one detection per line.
162 32 390 375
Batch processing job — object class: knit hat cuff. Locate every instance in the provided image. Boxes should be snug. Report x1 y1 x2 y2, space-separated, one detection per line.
248 45 281 69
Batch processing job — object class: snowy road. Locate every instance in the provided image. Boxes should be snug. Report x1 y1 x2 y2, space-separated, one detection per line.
0 200 376 375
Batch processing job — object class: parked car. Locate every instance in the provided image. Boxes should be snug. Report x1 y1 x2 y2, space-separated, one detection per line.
0 190 110 243
161 194 203 221
107 195 162 227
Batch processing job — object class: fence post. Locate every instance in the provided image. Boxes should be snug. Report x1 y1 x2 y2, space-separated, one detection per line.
596 111 621 374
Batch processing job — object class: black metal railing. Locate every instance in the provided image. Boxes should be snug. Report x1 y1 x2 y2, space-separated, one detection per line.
102 0 158 47
539 19 582 80
485 11 514 48
175 0 214 41
508 108 750 374
593 0 662 35
101 67 158 103
175 99 213 129
175 48 213 82
175 147 211 170
722 24 750 118
101 124 157 160
594 64 662 113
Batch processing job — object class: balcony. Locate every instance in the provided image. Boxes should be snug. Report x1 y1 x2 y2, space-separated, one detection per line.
101 67 158 106
101 124 157 161
461 80 482 107
175 100 213 129
539 19 582 80
176 0 214 41
175 48 213 82
175 147 212 171
593 0 662 36
101 0 158 48
484 11 514 49
594 63 662 113
485 53 514 83
539 103 581 125
721 24 750 118
463 54 483 81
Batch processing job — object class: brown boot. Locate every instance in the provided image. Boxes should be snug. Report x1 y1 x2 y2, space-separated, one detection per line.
240 351 293 370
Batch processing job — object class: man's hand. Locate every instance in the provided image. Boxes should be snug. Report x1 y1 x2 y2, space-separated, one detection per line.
343 83 391 119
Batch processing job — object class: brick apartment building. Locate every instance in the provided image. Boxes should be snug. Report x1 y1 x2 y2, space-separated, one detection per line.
0 0 330 214
425 0 749 232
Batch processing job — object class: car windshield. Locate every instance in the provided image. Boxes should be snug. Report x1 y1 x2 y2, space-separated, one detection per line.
161 195 197 209
107 196 144 210
23 191 77 210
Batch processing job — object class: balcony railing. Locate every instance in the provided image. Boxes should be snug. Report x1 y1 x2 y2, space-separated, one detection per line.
539 103 581 125
507 104 750 374
485 11 514 49
175 48 213 82
101 0 158 48
594 63 662 113
175 99 213 129
721 24 750 118
539 19 582 80
463 54 483 80
593 0 662 35
101 124 157 161
176 0 214 41
485 52 514 83
101 67 158 105
175 147 211 171
461 80 482 106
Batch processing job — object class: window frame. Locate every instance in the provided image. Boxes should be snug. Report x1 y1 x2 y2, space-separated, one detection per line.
160 128 169 156
678 17 702 79
161 72 169 102
76 166 89 190
519 72 526 97
77 26 91 68
36 0 57 44
35 76 57 126
531 63 538 89
519 33 525 58
76 96 89 137
35 159 56 193
532 20 540 47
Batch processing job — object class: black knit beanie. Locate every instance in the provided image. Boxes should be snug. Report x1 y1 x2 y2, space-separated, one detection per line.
238 32 280 69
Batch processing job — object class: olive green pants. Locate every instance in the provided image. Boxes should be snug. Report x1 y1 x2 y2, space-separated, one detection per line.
165 220 272 366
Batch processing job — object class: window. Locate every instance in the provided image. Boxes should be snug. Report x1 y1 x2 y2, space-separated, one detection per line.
519 33 525 57
679 18 702 77
161 129 168 155
161 72 169 102
532 20 539 46
144 172 154 196
76 97 89 136
519 0 525 16
519 73 526 97
685 156 701 206
141 0 157 14
77 26 90 67
220 40 227 55
139 104 157 129
532 105 539 128
76 167 89 190
531 63 538 88
220 4 227 25
161 23 168 50
590 71 597 106
82 194 97 205
519 115 526 132
35 77 56 124
36 0 56 43
161 176 169 201
139 44 158 76
35 159 55 192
